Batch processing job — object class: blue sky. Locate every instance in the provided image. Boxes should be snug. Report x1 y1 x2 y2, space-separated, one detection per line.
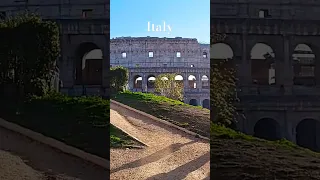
110 0 210 44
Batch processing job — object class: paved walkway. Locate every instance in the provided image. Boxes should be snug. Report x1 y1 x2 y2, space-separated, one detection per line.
110 108 210 180
0 126 109 180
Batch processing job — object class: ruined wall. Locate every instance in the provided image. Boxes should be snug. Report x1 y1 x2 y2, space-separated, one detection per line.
0 0 108 19
211 0 320 20
110 37 210 68
110 37 210 107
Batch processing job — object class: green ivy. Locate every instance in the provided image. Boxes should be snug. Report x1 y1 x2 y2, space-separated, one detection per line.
211 33 238 127
0 12 60 99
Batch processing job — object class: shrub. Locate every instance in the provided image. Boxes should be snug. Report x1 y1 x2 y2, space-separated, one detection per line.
0 12 60 100
110 66 129 94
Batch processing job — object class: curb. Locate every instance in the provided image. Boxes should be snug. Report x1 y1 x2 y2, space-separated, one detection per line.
110 100 210 142
0 118 110 170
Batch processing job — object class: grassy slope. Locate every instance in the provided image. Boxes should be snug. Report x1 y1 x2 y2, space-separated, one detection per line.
0 94 109 160
110 124 142 148
112 91 210 138
211 124 320 180
113 91 320 180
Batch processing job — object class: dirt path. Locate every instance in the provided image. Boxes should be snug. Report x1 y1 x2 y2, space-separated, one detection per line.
110 107 210 180
0 126 109 180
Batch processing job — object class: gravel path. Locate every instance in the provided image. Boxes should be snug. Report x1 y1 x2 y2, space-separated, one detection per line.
0 126 109 180
110 108 210 180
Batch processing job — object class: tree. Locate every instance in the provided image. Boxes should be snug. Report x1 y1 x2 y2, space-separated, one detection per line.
211 33 238 127
0 12 60 100
110 66 129 93
154 73 183 101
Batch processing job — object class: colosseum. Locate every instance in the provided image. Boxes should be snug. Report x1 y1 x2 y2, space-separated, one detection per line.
110 37 210 109
211 0 320 151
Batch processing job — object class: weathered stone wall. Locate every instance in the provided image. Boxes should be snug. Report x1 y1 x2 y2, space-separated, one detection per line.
0 1 110 97
110 37 210 68
0 0 108 19
110 37 210 107
211 0 320 150
211 0 320 20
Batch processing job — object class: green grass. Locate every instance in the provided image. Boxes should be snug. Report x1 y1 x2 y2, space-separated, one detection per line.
0 92 109 160
114 91 320 179
211 123 320 180
112 91 210 137
110 124 142 148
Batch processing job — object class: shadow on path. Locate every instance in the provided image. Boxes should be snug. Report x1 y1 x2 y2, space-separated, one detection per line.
111 140 196 174
146 151 210 180
0 127 108 180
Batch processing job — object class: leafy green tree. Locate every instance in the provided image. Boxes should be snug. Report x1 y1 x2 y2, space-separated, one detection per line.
154 73 183 101
211 33 237 127
110 66 129 93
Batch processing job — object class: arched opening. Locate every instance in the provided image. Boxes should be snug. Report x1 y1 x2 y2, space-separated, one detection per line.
133 75 142 88
147 75 156 88
189 99 198 106
296 119 320 152
201 75 209 88
161 76 168 81
251 43 276 85
202 99 210 109
203 52 208 58
188 75 196 89
75 42 103 85
211 43 233 59
254 118 281 141
175 75 184 88
292 44 316 86
211 43 235 73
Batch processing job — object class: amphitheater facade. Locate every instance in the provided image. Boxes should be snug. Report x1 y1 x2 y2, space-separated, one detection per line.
110 37 210 109
211 0 320 151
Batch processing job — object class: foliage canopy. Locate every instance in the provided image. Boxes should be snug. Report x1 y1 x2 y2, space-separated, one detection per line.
110 66 129 93
210 33 238 127
0 13 60 99
154 73 184 101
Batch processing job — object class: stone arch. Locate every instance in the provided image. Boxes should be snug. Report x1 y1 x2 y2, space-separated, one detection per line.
292 44 316 86
211 43 234 59
203 52 208 58
211 43 235 72
189 99 198 106
201 75 209 88
175 74 184 87
253 118 281 141
296 119 320 152
133 75 142 88
188 75 197 89
250 43 276 85
160 76 168 81
147 75 156 88
75 42 103 85
202 99 210 109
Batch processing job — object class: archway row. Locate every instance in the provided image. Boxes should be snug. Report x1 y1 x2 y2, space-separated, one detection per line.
211 42 317 86
189 99 210 109
253 117 320 152
133 74 209 89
